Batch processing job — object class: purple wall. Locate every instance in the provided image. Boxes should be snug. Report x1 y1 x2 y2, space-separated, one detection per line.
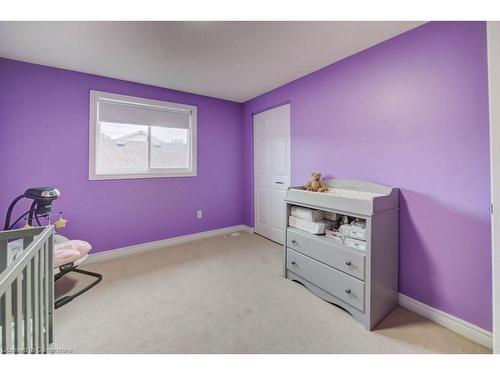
0 21 492 331
242 22 492 330
0 58 244 253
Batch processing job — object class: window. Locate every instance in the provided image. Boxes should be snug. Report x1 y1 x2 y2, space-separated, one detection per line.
89 90 197 180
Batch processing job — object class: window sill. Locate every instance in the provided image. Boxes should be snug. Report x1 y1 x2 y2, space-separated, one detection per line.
89 171 197 180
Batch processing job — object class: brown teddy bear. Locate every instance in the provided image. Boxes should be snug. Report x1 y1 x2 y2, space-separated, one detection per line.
304 172 328 192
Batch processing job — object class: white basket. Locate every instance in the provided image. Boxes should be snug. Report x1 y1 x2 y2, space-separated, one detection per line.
339 223 367 240
290 206 324 222
289 216 326 234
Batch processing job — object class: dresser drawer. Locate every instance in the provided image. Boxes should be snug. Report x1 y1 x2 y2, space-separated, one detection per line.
287 227 365 280
287 248 365 312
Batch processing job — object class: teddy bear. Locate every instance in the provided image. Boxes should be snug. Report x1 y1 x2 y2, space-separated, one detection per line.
304 172 328 192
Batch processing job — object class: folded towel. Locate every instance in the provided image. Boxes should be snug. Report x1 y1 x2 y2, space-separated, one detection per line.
289 216 327 234
290 206 324 222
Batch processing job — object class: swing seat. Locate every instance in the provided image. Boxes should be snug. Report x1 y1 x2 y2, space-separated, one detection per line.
53 237 102 309
54 240 91 268
7 234 102 309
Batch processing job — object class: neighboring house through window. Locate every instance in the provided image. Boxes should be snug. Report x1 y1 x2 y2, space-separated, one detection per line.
89 90 197 180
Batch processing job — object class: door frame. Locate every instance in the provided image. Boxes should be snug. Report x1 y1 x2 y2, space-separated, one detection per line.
253 102 291 242
488 21 500 353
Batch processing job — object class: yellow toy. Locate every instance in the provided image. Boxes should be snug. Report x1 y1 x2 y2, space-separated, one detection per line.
54 213 68 229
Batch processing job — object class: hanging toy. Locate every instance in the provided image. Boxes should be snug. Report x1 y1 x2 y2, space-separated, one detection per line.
54 212 68 229
22 217 32 229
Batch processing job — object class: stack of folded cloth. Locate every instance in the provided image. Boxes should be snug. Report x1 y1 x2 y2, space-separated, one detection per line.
339 221 367 251
289 206 337 235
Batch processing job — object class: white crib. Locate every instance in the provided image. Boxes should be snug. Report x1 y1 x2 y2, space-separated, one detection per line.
0 226 54 354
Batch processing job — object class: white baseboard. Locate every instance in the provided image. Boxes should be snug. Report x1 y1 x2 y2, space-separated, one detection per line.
398 293 492 349
86 225 254 264
240 225 255 233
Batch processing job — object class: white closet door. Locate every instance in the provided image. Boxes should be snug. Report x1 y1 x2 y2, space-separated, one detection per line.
253 104 290 244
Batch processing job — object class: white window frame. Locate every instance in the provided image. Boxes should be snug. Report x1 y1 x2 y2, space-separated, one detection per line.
89 90 197 180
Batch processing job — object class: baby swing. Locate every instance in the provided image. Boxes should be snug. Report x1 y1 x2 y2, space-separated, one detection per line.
4 187 102 309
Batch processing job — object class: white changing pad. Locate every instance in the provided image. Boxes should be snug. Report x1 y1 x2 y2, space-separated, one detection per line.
290 187 383 201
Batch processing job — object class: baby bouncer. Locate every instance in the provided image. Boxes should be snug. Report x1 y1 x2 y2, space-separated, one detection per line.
4 187 102 309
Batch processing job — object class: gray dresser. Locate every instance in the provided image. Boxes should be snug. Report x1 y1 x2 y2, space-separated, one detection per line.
284 179 399 330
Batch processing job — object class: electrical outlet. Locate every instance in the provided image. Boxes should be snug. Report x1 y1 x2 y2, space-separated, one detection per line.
197 210 203 219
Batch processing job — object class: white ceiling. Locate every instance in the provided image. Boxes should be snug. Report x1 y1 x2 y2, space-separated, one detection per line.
0 21 425 102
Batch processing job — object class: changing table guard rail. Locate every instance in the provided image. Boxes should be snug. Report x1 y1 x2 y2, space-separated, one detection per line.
286 178 399 215
0 226 54 354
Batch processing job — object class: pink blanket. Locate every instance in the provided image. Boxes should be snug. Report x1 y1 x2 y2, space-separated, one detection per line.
54 240 92 268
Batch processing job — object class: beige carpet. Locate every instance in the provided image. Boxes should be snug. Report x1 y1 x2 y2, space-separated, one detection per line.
53 231 490 354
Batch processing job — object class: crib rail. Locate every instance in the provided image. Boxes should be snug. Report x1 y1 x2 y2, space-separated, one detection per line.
0 226 54 354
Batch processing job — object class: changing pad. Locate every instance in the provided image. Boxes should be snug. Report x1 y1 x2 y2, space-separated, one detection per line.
290 187 383 201
286 179 399 216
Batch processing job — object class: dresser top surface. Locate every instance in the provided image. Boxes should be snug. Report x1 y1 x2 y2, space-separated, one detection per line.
286 178 399 215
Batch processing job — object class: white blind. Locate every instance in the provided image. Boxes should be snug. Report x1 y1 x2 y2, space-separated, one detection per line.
98 100 191 129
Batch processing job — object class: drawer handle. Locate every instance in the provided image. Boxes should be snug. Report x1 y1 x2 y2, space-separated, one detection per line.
345 289 352 295
345 261 352 266
290 261 296 266
291 240 298 245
